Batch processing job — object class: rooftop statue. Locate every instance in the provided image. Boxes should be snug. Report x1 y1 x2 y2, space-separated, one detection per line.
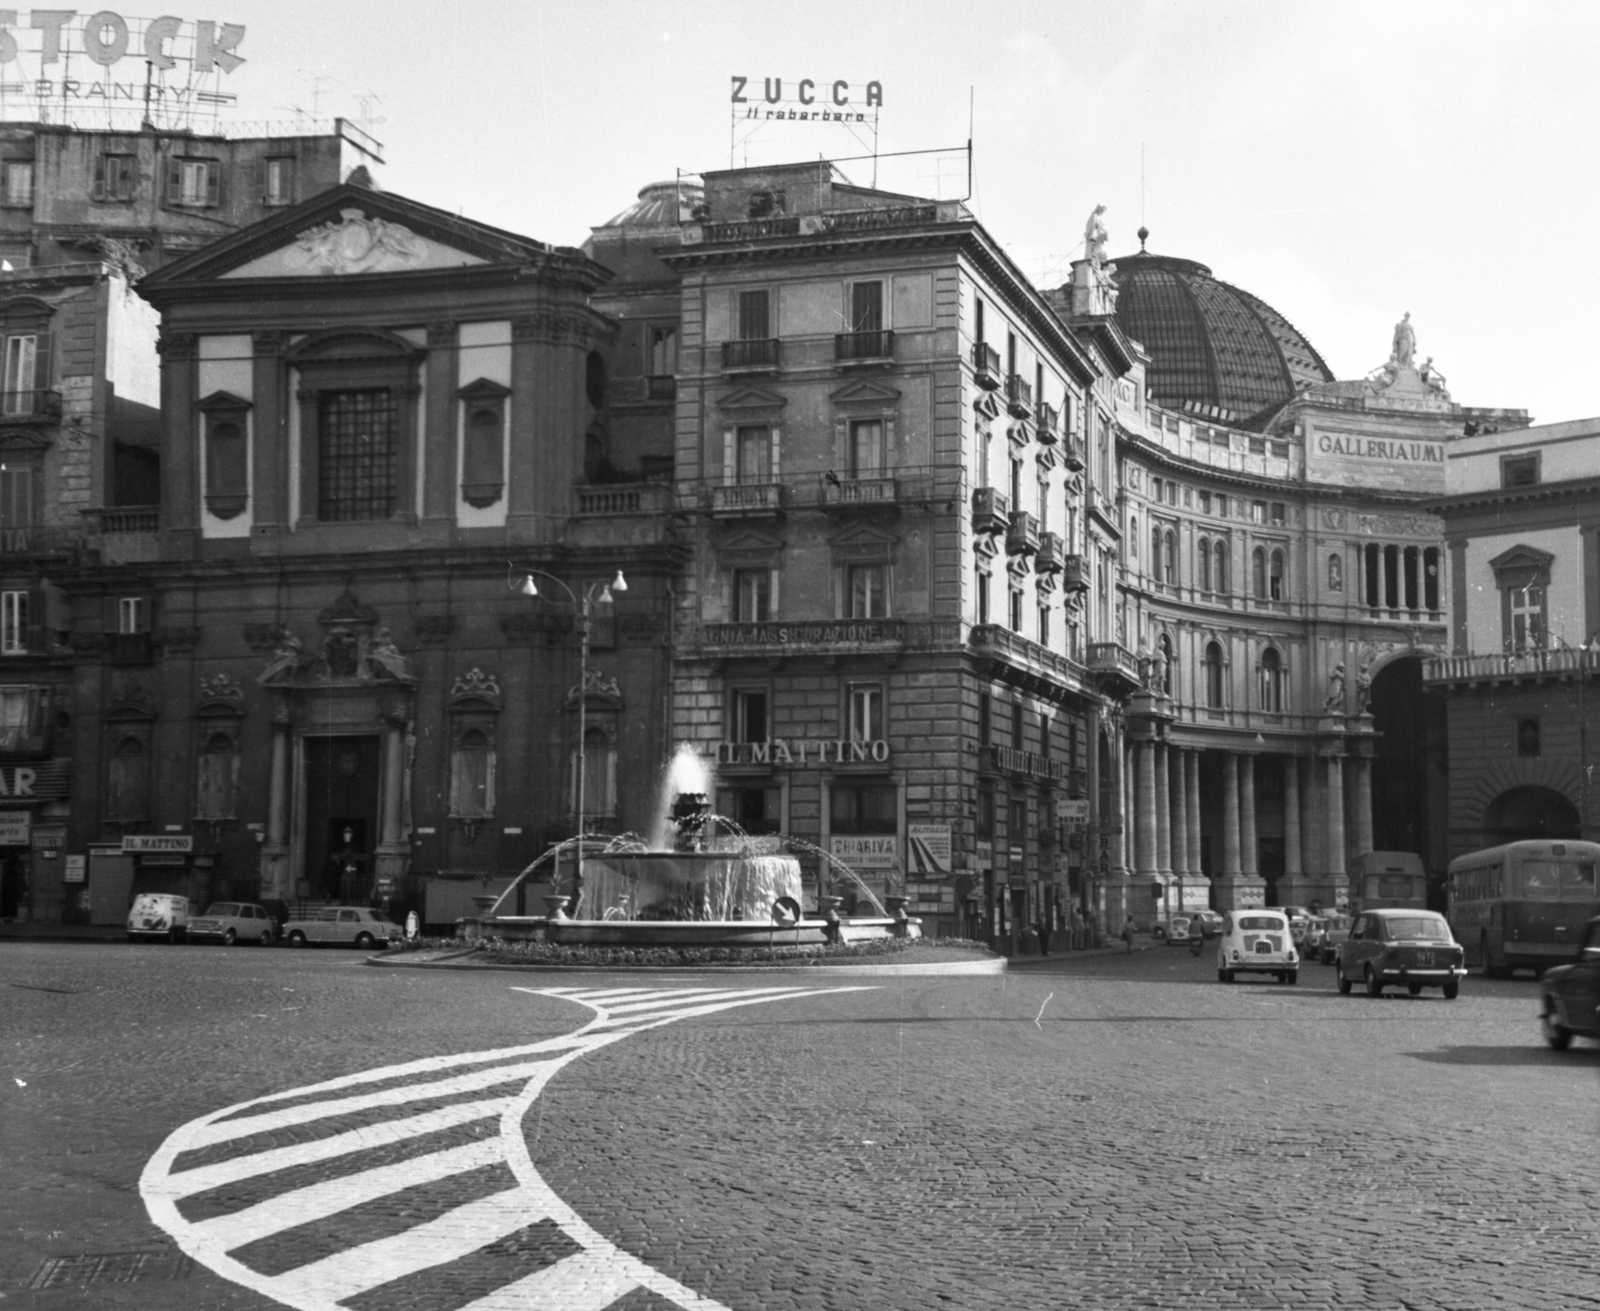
1391 311 1416 369
1084 204 1109 266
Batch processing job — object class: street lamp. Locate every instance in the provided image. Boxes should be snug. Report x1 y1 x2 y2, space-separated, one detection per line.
516 567 627 911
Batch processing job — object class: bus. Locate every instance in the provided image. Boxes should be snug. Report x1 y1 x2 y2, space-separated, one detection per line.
1347 851 1427 914
1447 840 1600 978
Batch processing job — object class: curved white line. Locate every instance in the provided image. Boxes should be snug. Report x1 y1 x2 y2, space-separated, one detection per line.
141 984 872 1311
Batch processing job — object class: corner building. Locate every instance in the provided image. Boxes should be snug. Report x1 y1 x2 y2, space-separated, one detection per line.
1103 245 1528 915
657 164 1118 943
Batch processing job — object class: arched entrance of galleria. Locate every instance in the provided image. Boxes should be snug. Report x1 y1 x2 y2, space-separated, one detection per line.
1368 655 1448 889
1482 785 1580 845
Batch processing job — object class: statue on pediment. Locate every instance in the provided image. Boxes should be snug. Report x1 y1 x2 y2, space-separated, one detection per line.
1084 204 1110 266
1390 312 1416 369
287 207 428 276
257 627 305 685
366 627 415 684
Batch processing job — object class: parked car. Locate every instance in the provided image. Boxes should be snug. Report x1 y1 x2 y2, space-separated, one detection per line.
281 905 402 948
1310 913 1353 964
127 893 190 943
187 901 277 946
1216 909 1299 984
1278 904 1315 945
1188 909 1225 939
1336 908 1465 999
1539 915 1600 1050
1150 914 1191 944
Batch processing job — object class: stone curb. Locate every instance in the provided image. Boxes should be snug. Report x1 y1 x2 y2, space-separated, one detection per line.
364 951 1007 976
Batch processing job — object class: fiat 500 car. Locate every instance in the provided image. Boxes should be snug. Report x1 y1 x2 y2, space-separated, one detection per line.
1217 910 1299 984
1337 908 1465 999
1539 915 1600 1050
1150 914 1192 943
187 901 277 946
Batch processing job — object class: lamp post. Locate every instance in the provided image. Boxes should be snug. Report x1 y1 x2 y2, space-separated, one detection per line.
517 568 627 911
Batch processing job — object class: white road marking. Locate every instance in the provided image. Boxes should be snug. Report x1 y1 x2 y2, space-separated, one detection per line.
142 984 872 1311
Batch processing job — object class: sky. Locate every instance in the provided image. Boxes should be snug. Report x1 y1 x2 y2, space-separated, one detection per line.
39 0 1600 424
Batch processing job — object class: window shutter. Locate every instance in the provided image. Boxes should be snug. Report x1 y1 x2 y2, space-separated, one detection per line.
769 424 780 480
253 157 266 199
165 157 182 205
31 330 49 396
722 425 734 484
206 161 221 208
92 153 106 200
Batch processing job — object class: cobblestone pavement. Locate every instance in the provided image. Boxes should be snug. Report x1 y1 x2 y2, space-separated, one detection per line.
2 940 1596 1310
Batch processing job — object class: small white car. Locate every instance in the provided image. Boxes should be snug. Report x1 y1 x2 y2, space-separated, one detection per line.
127 893 190 943
282 905 401 949
187 901 277 946
1217 909 1299 984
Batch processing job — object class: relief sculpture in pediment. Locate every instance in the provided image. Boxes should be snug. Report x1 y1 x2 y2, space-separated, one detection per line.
287 208 428 276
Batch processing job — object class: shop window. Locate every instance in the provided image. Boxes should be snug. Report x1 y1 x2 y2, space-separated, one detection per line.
458 378 509 508
732 688 768 743
848 683 883 742
93 152 137 201
716 784 782 835
166 156 220 208
830 780 896 834
450 727 496 826
732 568 772 623
1203 641 1225 709
195 730 240 828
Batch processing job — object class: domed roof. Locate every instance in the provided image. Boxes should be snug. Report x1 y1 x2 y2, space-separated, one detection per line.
597 179 703 230
1111 248 1334 424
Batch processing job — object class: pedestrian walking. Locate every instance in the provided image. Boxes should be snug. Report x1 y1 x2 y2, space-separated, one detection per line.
1034 916 1049 956
1120 918 1134 953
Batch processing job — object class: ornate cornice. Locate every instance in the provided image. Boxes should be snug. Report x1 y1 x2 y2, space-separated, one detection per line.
157 332 197 359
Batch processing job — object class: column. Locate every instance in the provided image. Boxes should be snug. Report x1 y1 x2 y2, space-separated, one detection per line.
259 710 290 903
1135 739 1157 875
1240 754 1258 877
1284 755 1303 878
1154 742 1172 878
422 320 460 527
1169 747 1188 888
1327 754 1347 877
376 713 410 885
1222 753 1242 876
1185 750 1202 882
1355 755 1374 856
251 331 286 532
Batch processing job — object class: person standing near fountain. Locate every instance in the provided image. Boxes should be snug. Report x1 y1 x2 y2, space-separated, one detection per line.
1034 913 1050 956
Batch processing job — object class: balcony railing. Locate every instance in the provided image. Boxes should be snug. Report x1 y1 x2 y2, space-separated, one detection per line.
1035 531 1064 576
0 388 61 421
969 623 1091 703
1087 641 1142 697
820 474 898 511
834 329 895 363
710 481 783 516
83 506 159 534
644 375 676 402
1422 647 1600 686
971 342 1001 391
703 216 801 241
1062 553 1090 592
575 482 673 516
819 205 938 233
972 486 1009 537
1006 510 1040 559
1036 402 1059 445
722 338 780 371
1005 374 1033 420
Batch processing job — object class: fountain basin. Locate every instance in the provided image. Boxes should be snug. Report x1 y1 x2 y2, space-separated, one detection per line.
462 914 918 948
576 849 804 922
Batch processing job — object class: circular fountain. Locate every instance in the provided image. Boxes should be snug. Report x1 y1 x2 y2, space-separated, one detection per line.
469 747 914 950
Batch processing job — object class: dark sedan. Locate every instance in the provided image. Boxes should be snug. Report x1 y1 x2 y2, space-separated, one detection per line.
1540 915 1600 1050
1336 908 1465 999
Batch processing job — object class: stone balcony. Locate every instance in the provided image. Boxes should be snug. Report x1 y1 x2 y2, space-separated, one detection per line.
1422 646 1599 688
969 623 1094 705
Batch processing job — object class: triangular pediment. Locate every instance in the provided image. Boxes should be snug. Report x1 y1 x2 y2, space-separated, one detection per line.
828 521 900 550
716 525 785 553
716 385 788 413
829 378 901 407
139 183 601 292
1488 544 1555 573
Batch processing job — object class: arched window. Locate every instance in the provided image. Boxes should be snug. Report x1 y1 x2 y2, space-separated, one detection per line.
1270 548 1286 601
1162 529 1176 585
1258 646 1284 713
1252 546 1267 599
1151 524 1160 578
1213 541 1229 595
1129 515 1138 560
1158 631 1175 697
1198 536 1211 592
1203 641 1225 709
